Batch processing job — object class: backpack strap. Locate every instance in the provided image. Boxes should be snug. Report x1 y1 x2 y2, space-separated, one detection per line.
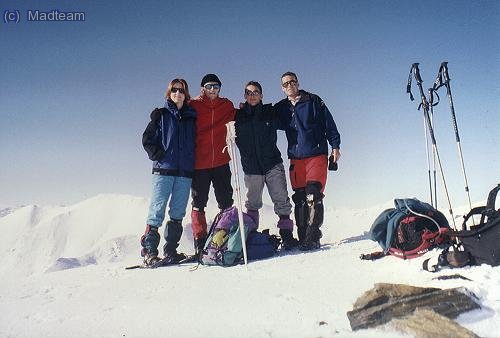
389 227 450 260
423 245 472 272
485 183 500 221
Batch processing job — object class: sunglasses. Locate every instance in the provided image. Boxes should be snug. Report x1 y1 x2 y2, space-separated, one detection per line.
245 89 261 96
204 83 221 90
282 79 297 88
171 87 185 94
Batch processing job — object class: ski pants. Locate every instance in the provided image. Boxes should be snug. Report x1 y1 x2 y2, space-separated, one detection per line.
289 155 328 193
191 163 234 211
244 163 292 216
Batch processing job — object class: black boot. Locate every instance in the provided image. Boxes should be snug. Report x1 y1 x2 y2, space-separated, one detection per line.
279 229 299 250
292 189 309 244
141 225 161 265
194 236 207 257
162 219 186 263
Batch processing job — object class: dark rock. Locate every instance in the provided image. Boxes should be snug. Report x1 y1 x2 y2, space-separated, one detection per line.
347 283 481 331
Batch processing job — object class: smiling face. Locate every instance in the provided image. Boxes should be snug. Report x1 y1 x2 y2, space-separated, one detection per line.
281 74 299 98
169 83 185 108
202 82 221 100
244 84 262 106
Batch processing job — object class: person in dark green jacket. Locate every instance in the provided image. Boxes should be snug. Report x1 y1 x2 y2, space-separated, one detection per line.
235 81 298 250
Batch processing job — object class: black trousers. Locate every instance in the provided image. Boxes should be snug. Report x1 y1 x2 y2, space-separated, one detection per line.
191 163 234 211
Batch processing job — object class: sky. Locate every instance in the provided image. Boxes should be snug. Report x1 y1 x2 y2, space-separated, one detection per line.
1 0 499 211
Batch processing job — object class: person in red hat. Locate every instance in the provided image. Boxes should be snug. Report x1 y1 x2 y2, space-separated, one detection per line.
189 74 236 256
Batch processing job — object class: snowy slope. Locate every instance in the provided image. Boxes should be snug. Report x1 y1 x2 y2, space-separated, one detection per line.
0 194 498 338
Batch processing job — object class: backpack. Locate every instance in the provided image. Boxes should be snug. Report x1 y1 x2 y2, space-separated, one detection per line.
426 184 500 270
201 207 280 266
362 198 451 260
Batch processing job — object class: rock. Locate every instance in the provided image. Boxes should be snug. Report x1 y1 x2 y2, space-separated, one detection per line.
347 283 481 331
390 308 480 338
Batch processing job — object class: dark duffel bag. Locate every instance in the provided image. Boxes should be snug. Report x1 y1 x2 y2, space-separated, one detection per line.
449 184 500 266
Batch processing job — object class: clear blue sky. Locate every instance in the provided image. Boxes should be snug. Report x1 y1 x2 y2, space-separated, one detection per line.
1 0 499 211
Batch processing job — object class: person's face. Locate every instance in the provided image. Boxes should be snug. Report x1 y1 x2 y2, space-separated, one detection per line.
244 85 262 106
281 75 299 97
202 82 221 100
170 83 185 107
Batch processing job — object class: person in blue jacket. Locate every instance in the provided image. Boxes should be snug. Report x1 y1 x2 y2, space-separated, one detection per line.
275 71 341 251
140 78 197 266
234 81 298 250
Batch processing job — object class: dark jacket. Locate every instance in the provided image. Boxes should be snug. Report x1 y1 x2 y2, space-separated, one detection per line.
235 102 283 175
142 100 197 178
275 90 341 159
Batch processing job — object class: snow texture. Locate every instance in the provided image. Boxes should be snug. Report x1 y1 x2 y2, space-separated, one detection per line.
0 194 498 337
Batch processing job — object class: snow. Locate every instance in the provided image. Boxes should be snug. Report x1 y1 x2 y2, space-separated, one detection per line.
0 194 499 337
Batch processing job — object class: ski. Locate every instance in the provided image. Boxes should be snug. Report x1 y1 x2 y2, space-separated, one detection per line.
125 254 199 270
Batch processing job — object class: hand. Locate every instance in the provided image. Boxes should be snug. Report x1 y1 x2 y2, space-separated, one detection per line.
331 148 341 162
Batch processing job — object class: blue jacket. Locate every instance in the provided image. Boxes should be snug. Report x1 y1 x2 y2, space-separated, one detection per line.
235 102 283 175
275 90 341 159
142 100 197 178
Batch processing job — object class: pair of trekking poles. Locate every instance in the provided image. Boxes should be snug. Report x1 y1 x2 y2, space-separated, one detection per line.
407 62 473 231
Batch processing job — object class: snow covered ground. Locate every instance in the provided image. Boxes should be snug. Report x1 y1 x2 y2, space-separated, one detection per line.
0 194 498 337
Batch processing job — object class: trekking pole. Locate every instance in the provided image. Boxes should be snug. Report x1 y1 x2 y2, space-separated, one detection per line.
225 121 248 267
407 63 457 229
427 87 440 208
433 62 473 213
422 113 434 207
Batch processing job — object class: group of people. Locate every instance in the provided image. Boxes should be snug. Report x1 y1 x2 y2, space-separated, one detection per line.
140 72 341 266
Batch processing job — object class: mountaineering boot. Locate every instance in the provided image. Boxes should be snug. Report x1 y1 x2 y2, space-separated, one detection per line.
194 236 207 258
141 225 161 266
300 225 322 251
279 229 300 250
246 209 260 227
292 189 309 244
163 219 186 263
277 215 299 250
300 182 324 251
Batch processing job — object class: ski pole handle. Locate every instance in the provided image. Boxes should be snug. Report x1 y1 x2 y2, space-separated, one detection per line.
407 64 416 101
412 63 423 84
441 61 450 83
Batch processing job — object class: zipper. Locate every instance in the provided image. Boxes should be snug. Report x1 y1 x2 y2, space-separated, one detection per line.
211 107 215 166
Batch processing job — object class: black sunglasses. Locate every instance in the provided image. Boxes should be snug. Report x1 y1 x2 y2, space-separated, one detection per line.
245 89 261 96
171 87 185 94
282 79 297 88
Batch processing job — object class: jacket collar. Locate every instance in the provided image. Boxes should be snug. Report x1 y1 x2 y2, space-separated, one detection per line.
287 90 311 105
243 101 262 116
165 99 196 119
194 94 227 108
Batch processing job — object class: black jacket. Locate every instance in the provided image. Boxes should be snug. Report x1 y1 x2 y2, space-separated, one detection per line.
235 102 283 175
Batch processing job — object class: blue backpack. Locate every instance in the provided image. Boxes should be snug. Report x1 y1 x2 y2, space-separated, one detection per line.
201 207 280 266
